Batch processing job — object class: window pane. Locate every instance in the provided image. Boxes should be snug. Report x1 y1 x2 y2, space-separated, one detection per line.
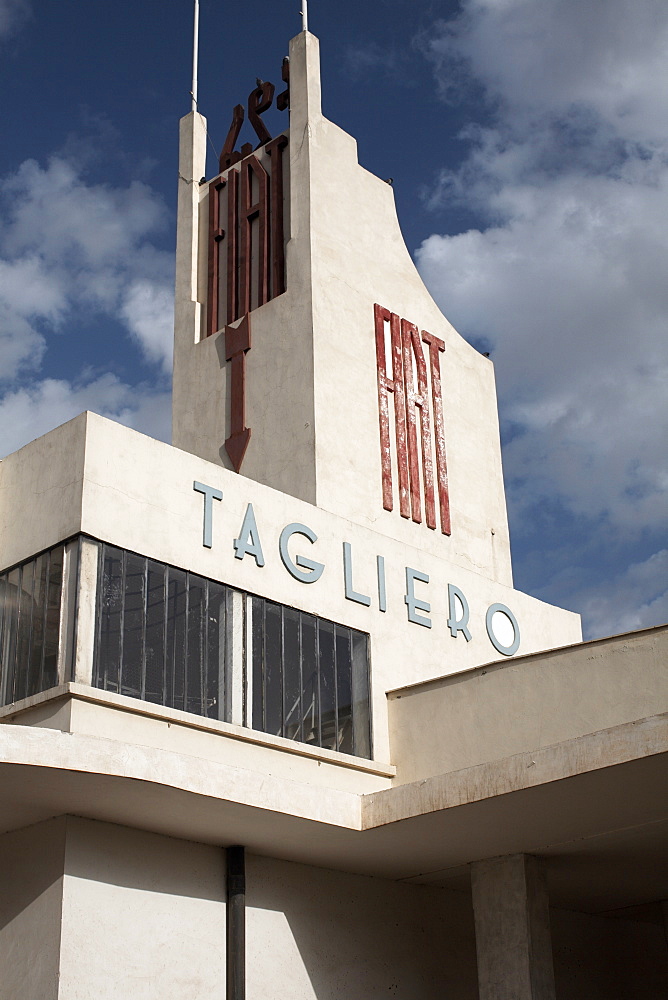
283 607 301 742
88 545 371 756
351 630 371 758
0 574 6 704
43 547 63 691
300 612 318 746
0 546 64 705
15 564 33 703
186 574 206 716
335 626 353 754
318 620 336 751
1 570 20 706
92 546 233 724
251 596 264 730
206 581 226 720
121 553 145 699
98 547 123 693
144 561 166 705
166 567 187 711
264 601 283 737
27 554 48 698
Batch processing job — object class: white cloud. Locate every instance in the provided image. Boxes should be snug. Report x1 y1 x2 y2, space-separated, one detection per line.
2 158 165 268
428 0 668 149
572 550 668 639
0 375 171 460
120 280 174 373
0 255 68 379
0 155 174 380
417 0 668 636
0 145 175 457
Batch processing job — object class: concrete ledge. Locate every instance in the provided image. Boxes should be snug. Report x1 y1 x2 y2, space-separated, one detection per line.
387 625 668 783
0 724 362 830
0 706 665 903
0 682 395 779
363 713 668 828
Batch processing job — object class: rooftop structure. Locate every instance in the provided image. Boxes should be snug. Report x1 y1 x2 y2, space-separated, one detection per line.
1 28 666 1000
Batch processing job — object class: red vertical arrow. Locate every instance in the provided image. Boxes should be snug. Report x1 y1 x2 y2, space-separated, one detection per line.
225 313 251 472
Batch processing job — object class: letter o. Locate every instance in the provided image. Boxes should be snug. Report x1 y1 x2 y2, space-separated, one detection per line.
485 603 520 656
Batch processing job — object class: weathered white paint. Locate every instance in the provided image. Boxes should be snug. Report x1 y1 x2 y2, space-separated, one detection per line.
1 26 664 997
0 818 66 1000
2 817 665 1000
0 411 582 760
72 538 99 687
171 32 516 588
57 818 226 1000
471 854 556 1000
245 853 479 1000
388 624 668 783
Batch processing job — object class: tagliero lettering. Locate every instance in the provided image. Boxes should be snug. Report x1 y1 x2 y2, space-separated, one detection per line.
193 482 521 656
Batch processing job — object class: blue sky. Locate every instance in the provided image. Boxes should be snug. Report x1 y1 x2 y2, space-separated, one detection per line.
0 0 666 640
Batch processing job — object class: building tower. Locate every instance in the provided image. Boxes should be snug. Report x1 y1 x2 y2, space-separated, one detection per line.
0 26 666 1000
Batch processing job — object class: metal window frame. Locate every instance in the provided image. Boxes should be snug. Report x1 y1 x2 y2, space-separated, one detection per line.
0 540 70 708
91 540 232 724
248 595 372 760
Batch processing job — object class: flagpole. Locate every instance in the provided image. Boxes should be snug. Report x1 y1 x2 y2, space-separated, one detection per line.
191 0 200 112
301 0 308 32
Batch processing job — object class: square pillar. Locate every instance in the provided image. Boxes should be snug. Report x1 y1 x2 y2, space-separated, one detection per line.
471 854 556 1000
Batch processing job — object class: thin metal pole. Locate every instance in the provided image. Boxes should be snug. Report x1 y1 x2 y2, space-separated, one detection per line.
191 0 200 112
227 846 246 1000
301 0 308 32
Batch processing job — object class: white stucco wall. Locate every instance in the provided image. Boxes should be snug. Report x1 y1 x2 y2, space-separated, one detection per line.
388 626 668 783
1 816 665 999
57 818 226 1000
0 411 581 761
171 32 515 589
0 818 66 1000
0 414 86 571
246 853 479 1000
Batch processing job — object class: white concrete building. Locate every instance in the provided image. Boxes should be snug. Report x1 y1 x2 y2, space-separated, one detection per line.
1 29 666 1000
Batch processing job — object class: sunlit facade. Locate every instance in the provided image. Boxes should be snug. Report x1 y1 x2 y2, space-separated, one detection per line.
0 29 666 1000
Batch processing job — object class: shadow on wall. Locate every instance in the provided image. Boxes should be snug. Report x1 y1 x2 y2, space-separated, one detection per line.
245 853 479 1000
0 817 67 931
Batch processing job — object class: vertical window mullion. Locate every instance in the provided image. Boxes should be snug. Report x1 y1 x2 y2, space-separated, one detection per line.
166 567 175 709
162 565 169 706
140 558 148 700
280 605 286 739
262 599 267 732
118 550 127 694
242 591 248 727
203 581 209 718
38 550 50 694
0 572 7 707
95 544 105 690
315 620 322 748
298 612 304 745
183 572 190 713
349 629 355 754
11 565 23 705
333 622 339 752
22 559 36 702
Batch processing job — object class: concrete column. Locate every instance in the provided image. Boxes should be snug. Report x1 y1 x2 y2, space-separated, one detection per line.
70 536 100 687
471 854 556 1000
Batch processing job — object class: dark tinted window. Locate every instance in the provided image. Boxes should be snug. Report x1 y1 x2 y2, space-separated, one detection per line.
251 598 371 758
93 544 227 721
0 545 64 708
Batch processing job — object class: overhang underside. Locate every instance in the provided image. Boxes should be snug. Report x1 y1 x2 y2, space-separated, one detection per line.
1 721 666 915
